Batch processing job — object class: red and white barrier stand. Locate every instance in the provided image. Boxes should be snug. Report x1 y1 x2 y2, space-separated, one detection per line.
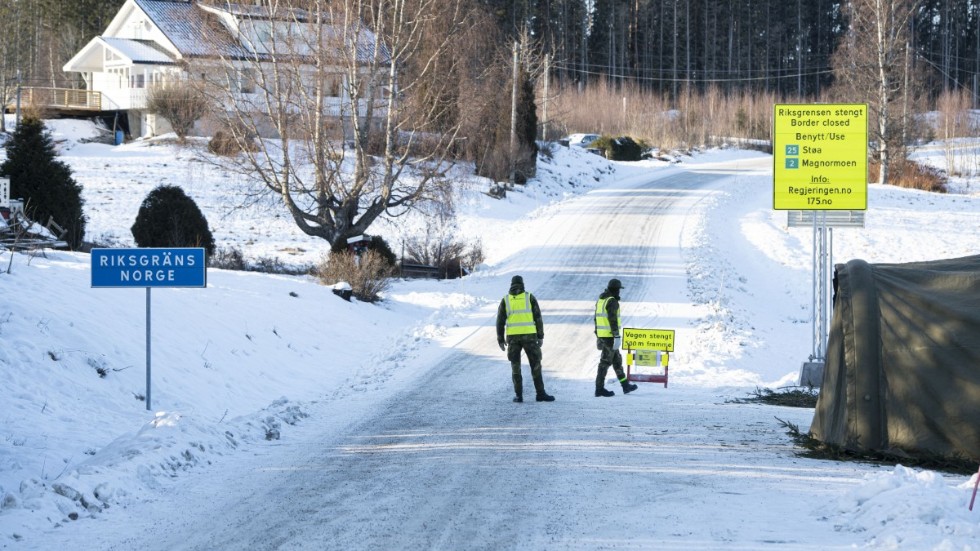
626 349 668 388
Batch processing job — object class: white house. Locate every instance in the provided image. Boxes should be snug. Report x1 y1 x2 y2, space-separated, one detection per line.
63 0 390 138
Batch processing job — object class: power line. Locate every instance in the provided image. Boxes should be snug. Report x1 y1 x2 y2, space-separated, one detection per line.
550 61 835 83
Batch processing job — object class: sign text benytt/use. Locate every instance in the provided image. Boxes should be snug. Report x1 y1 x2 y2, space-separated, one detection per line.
773 104 868 211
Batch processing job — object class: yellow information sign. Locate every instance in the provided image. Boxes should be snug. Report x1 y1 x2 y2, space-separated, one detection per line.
622 327 674 352
627 350 669 367
773 104 868 211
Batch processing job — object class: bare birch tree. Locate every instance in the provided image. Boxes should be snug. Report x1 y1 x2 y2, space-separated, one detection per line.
200 0 467 249
832 0 924 184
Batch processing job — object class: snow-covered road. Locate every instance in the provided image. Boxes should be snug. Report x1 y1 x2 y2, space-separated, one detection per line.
24 155 888 550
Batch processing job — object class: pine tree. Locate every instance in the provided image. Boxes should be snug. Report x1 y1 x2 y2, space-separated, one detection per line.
514 67 538 182
0 117 86 249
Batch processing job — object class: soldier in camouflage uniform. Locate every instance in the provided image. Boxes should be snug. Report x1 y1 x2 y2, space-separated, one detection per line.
594 278 639 397
496 275 555 403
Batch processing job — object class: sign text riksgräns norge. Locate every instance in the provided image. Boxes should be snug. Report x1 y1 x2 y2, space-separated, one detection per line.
91 248 206 288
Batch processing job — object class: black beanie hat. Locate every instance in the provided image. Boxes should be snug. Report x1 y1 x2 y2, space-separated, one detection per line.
511 275 524 286
608 278 623 290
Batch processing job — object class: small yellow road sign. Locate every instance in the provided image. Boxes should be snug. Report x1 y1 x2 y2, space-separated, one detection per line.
622 327 674 352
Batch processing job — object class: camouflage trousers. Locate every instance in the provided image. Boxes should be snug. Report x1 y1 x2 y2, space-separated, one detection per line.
506 334 545 397
596 337 628 390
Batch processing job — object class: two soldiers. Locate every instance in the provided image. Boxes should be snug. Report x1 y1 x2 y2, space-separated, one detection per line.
496 275 637 401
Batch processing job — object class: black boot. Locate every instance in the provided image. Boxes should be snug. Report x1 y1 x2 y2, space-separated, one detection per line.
595 388 615 397
513 395 523 403
622 382 638 394
536 392 555 402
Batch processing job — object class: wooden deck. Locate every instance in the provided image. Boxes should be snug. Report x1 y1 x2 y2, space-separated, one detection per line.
5 87 103 113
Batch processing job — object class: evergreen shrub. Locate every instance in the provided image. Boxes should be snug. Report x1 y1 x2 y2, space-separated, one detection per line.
593 135 645 161
0 116 87 249
329 234 397 267
131 185 215 255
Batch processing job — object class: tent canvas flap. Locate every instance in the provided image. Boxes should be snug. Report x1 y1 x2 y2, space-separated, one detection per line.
811 254 980 460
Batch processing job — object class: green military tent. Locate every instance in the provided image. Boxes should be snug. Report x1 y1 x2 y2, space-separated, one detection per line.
810 255 980 461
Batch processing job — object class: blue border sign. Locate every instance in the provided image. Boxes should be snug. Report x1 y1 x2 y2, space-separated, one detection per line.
91 248 207 288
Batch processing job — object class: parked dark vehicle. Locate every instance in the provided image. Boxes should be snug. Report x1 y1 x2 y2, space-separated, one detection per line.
562 133 600 148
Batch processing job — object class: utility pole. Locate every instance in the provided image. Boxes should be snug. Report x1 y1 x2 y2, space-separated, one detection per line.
509 41 518 184
797 0 803 99
15 69 22 127
542 54 549 142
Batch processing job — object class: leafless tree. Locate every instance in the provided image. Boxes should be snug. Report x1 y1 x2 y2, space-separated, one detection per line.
146 79 211 144
201 0 469 250
0 1 32 134
832 0 925 184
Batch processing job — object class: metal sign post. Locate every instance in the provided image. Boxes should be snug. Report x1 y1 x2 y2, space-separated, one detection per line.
788 211 865 385
91 248 207 410
969 463 980 510
146 287 152 409
773 104 868 387
814 211 829 362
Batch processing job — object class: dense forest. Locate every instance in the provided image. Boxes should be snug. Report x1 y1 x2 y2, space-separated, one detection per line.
1 0 978 99
479 0 980 100
1 0 978 186
0 0 121 89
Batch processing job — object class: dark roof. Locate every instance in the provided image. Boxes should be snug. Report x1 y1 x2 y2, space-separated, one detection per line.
133 0 389 64
134 0 253 59
215 2 391 64
215 2 314 22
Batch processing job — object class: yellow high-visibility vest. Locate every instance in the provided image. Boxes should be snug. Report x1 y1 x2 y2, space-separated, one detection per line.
595 297 621 337
505 292 537 335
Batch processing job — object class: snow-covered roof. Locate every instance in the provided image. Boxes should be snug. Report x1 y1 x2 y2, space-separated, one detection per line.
65 0 389 74
64 36 177 72
100 37 175 64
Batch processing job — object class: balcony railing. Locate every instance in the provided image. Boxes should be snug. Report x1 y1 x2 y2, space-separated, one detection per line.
9 87 103 111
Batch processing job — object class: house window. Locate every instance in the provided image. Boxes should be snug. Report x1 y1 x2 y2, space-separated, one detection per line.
130 73 145 88
257 27 272 47
240 69 255 94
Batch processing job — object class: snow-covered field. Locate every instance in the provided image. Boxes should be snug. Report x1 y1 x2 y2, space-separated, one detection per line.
2 117 980 549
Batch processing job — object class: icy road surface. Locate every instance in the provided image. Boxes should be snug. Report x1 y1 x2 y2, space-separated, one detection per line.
33 156 877 550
